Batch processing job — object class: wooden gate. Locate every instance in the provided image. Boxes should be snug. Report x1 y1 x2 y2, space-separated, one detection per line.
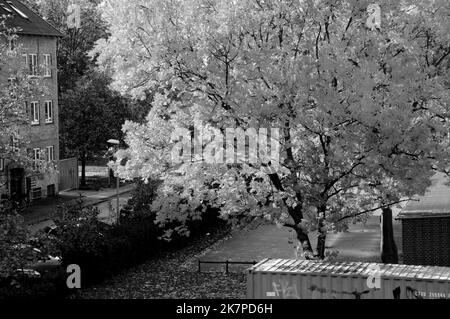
59 158 79 191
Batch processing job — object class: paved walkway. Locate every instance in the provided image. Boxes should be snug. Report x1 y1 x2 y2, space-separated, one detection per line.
58 184 135 203
199 214 403 271
23 184 135 233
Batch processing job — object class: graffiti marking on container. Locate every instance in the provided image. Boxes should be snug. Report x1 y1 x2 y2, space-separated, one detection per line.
272 280 300 299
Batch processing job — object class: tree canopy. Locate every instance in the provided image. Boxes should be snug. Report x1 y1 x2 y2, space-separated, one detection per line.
94 0 450 258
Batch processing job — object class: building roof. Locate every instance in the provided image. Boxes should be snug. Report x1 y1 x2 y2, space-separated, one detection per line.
0 0 63 37
397 173 450 219
250 258 450 281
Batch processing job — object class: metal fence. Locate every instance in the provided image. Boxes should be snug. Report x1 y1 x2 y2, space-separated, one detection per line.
59 157 79 191
198 260 257 274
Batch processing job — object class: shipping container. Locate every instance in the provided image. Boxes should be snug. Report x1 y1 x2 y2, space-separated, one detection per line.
247 258 450 299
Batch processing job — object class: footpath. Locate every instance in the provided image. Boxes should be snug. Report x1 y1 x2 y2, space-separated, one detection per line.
197 212 403 271
22 184 135 233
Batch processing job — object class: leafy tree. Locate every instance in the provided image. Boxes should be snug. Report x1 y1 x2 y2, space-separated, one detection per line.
95 0 450 259
59 70 130 186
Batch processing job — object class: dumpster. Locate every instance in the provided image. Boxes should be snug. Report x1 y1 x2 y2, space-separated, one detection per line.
247 258 450 299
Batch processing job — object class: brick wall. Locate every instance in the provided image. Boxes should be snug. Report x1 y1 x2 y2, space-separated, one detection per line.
0 34 60 198
402 217 450 266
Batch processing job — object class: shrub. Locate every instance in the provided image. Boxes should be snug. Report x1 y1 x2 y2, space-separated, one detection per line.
40 181 225 286
123 179 161 217
5 178 226 294
0 201 40 278
0 200 67 299
0 267 68 299
44 203 117 285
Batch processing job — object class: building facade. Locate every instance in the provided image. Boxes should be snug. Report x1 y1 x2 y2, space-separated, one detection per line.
0 0 62 202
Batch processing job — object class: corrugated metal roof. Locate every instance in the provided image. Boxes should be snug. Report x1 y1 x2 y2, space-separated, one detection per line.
397 173 450 219
0 0 63 37
249 258 450 281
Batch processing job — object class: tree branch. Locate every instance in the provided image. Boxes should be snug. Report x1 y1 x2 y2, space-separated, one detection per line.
338 198 416 222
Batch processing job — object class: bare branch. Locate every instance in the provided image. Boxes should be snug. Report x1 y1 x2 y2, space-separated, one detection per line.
338 199 416 222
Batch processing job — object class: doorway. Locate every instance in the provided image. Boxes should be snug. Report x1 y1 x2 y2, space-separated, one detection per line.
9 168 24 202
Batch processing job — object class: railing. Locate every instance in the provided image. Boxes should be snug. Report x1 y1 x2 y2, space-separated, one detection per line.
197 260 258 274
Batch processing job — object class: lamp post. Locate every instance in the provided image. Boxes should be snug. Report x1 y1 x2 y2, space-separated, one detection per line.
107 139 120 224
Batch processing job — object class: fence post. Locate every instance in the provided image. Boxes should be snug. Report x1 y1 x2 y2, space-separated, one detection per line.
226 260 229 275
198 260 201 273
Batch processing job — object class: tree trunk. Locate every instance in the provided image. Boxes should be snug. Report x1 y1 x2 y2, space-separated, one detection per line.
293 225 315 259
380 207 398 264
316 216 327 259
285 190 315 260
80 154 87 187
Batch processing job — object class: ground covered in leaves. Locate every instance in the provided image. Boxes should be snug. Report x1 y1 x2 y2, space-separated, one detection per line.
74 227 247 299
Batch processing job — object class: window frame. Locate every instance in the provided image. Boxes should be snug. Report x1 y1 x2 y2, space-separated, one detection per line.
8 38 16 51
30 101 39 125
43 54 52 77
11 136 19 154
7 77 18 85
44 100 53 123
33 148 40 170
23 53 28 72
46 146 55 162
29 53 38 76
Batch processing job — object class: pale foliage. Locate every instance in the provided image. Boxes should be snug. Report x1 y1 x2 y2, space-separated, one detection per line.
94 0 450 244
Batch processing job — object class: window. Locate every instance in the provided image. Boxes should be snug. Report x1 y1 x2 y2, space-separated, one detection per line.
46 146 55 162
23 53 28 71
30 101 39 124
43 54 52 77
44 100 53 123
32 188 42 200
0 158 4 172
7 77 17 85
10 136 19 154
33 148 40 170
8 38 16 51
29 54 37 76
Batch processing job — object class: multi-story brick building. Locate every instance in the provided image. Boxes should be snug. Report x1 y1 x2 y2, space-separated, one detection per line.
0 0 62 202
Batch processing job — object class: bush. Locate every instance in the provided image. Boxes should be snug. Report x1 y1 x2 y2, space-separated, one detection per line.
0 200 67 299
0 179 227 298
39 180 225 287
0 179 226 296
43 204 119 286
0 267 68 299
0 212 31 279
123 179 161 217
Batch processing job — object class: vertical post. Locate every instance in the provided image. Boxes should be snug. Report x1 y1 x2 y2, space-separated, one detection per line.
226 260 229 275
116 174 120 224
381 207 398 263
